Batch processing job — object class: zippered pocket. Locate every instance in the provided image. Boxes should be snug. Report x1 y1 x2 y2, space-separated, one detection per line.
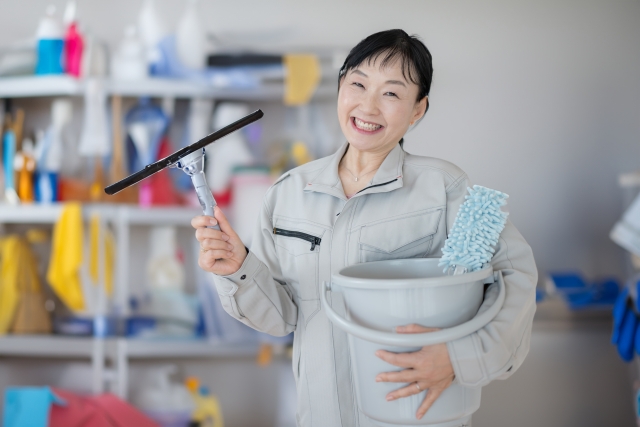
273 227 322 251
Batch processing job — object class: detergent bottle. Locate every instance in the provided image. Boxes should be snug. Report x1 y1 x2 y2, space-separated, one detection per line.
185 377 224 427
62 1 84 77
195 386 223 427
35 5 64 75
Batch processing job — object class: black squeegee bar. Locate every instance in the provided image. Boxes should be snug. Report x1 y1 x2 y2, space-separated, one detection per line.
104 109 264 195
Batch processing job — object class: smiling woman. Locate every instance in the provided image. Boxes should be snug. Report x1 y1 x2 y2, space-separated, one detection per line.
336 30 432 197
193 28 537 427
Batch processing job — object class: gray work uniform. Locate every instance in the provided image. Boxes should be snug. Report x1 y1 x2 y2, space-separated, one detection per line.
211 141 538 427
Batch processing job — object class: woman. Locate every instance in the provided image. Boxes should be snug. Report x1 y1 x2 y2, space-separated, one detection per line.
192 29 537 427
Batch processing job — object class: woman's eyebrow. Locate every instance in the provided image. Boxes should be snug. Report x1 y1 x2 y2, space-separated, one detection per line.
386 80 406 87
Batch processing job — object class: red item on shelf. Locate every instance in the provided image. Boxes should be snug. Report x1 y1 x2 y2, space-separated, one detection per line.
213 186 232 207
64 23 83 77
146 137 181 206
49 388 159 427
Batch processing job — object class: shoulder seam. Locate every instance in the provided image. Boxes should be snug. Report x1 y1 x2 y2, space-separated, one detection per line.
404 161 458 181
445 173 468 193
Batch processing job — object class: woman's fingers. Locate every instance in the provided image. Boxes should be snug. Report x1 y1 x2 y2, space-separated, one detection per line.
375 350 418 368
195 227 230 242
384 381 425 401
416 387 445 420
396 324 439 334
214 206 240 242
376 369 418 383
200 238 234 252
191 215 218 229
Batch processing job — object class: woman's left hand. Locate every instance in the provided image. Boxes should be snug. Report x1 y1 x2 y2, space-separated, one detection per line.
375 324 455 420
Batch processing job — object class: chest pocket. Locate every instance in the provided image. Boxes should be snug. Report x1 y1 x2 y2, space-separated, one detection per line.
359 209 442 263
273 218 325 324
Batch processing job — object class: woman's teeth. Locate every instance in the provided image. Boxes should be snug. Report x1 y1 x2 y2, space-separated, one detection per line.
354 117 382 131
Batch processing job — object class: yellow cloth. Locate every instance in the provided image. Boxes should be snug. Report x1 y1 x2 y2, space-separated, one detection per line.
0 235 46 334
0 237 20 334
283 54 321 106
89 214 114 296
47 203 85 311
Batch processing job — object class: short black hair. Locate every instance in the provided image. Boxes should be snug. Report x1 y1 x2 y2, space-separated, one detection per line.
338 29 433 111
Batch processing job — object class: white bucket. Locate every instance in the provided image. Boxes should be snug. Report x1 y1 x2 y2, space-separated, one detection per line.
322 258 505 427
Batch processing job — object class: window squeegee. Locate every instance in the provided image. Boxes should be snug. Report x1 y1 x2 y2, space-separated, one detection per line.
104 109 264 231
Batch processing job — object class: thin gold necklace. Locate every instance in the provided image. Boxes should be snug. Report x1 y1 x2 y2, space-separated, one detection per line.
342 164 379 182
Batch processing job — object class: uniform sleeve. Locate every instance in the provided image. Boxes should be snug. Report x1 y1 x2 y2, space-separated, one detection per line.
210 194 298 337
444 176 538 387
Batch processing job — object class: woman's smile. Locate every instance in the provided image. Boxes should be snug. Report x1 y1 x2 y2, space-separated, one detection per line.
351 116 385 134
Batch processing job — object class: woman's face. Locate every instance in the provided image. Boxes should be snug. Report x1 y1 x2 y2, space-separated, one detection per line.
337 56 427 155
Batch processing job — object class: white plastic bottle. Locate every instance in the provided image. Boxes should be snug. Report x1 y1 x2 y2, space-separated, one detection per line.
176 0 207 70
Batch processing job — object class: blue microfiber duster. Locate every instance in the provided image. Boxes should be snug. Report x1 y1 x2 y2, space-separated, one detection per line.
439 185 509 274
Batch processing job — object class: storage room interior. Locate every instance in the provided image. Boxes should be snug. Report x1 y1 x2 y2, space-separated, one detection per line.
1 0 640 426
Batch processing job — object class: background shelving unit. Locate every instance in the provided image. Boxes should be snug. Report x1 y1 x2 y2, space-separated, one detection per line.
0 72 317 401
0 203 261 398
0 74 337 100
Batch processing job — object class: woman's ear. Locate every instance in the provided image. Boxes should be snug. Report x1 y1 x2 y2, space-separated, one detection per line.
411 96 428 125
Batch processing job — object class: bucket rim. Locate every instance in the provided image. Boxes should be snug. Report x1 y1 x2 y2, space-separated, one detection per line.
332 258 494 290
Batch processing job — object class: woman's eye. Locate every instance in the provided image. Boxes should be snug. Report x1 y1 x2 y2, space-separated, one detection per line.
384 92 398 98
351 82 364 88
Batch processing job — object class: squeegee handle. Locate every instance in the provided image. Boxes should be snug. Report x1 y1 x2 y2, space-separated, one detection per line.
191 171 221 231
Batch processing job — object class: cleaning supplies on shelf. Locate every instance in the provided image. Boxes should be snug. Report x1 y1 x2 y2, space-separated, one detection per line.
547 272 619 310
176 0 208 70
137 0 166 72
50 388 159 427
111 26 148 81
185 377 224 427
16 138 36 202
62 0 83 77
230 166 273 246
611 189 640 257
46 203 85 312
3 387 65 427
283 54 321 106
35 99 73 203
439 185 509 274
35 5 64 75
3 115 18 204
125 98 169 206
205 103 253 204
147 226 185 291
612 274 640 362
133 365 195 427
0 235 52 335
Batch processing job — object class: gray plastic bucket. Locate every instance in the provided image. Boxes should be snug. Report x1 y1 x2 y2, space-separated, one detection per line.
321 258 505 427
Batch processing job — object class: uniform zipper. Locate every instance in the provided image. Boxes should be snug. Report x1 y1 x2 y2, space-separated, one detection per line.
273 227 322 251
355 178 399 195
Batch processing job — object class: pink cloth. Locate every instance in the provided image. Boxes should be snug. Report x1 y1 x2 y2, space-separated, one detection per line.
49 388 159 427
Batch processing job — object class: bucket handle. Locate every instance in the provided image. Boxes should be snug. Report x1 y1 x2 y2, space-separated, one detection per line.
321 272 506 347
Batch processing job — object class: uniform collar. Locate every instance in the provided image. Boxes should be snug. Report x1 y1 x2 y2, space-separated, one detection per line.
303 141 405 200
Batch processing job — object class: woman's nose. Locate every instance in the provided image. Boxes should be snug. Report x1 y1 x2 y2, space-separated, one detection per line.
358 91 380 115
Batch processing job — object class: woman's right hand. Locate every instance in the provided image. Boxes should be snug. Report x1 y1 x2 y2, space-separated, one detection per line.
192 206 248 276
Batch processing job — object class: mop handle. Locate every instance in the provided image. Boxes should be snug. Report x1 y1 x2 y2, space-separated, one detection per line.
192 170 221 231
321 272 506 347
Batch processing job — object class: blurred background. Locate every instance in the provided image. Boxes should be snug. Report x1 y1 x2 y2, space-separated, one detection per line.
1 0 639 426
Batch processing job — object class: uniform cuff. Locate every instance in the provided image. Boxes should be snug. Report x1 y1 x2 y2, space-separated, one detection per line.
446 334 486 387
212 251 262 296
